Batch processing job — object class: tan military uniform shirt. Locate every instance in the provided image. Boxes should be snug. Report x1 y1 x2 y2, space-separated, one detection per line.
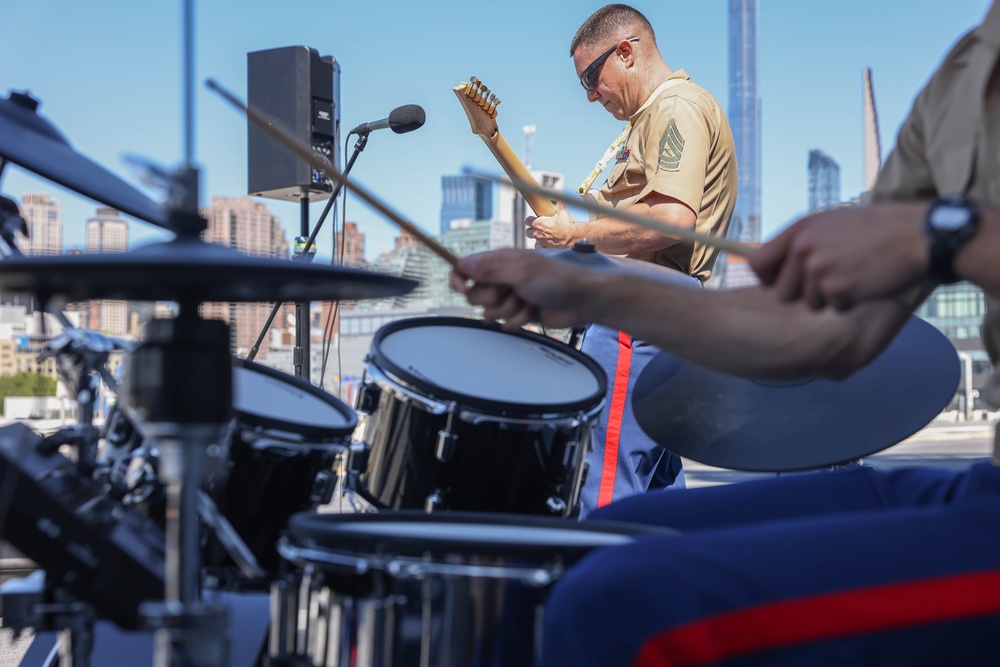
597 70 738 282
870 1 1000 407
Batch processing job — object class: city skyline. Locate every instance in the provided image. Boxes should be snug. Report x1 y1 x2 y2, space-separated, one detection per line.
0 1 992 263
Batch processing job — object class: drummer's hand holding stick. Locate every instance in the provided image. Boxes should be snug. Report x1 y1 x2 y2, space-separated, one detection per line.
748 203 934 312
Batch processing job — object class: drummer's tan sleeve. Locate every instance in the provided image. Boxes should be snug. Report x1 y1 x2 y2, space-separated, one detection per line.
871 88 937 204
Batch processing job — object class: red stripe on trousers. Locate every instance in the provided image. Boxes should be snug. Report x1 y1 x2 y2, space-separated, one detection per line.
598 330 632 508
631 569 1000 667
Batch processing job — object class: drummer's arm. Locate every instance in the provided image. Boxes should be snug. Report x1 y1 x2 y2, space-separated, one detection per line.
584 274 913 382
453 250 912 382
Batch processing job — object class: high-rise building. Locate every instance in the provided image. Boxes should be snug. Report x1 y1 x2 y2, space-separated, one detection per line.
203 196 285 258
440 170 494 235
338 222 366 268
863 67 882 194
369 230 433 309
200 197 289 357
807 150 841 212
728 0 761 245
427 218 515 307
84 207 129 335
19 193 62 256
87 207 129 253
915 283 990 409
440 165 560 249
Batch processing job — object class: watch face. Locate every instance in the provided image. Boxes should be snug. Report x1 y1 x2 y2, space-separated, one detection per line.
931 204 970 231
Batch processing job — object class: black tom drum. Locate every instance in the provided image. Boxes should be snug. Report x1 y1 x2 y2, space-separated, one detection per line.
349 317 607 516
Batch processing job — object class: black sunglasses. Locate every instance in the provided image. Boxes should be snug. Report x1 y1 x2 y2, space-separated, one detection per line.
580 37 640 91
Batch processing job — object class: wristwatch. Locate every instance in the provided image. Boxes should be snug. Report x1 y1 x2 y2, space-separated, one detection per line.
924 195 979 284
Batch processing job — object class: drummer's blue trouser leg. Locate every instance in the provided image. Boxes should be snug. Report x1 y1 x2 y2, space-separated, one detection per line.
542 462 1000 666
578 325 684 518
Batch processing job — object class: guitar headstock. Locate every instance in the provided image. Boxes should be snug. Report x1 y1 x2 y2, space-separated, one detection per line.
453 76 501 139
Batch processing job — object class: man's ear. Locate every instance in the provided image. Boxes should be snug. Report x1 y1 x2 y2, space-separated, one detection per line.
619 41 637 69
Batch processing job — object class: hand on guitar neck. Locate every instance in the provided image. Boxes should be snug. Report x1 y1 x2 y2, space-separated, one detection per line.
524 201 581 249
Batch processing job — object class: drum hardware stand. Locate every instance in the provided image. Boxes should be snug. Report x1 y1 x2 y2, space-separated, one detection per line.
91 342 263 584
37 329 134 473
1 571 96 667
125 162 230 667
246 131 370 379
197 490 265 581
130 307 232 667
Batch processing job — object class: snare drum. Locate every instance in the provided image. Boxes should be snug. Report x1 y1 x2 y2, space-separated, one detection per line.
204 359 357 575
350 317 607 517
270 511 665 667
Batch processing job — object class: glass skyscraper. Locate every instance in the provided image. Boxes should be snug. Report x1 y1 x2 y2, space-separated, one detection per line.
440 170 494 235
728 0 761 244
807 150 841 212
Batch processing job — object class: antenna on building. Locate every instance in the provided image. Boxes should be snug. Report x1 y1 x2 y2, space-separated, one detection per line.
862 67 882 192
523 125 537 171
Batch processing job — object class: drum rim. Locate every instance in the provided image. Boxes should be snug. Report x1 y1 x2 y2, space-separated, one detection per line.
369 316 608 415
233 358 357 440
284 510 672 557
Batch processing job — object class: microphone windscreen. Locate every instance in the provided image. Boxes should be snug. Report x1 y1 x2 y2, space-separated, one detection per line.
388 104 426 134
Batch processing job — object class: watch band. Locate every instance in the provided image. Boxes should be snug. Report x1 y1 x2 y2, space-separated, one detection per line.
925 196 979 285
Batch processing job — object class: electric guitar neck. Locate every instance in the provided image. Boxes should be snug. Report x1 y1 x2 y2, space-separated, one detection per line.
453 77 557 218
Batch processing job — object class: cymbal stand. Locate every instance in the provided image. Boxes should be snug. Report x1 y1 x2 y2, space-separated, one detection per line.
125 157 230 666
130 307 231 667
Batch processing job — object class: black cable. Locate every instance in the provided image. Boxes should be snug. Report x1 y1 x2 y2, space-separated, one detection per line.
319 133 352 392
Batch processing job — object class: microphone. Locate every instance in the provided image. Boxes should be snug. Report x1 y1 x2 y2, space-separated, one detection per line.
349 104 425 135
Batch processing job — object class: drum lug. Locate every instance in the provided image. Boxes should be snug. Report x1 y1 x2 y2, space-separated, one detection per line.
424 489 445 512
310 469 337 506
355 381 381 415
435 407 458 463
347 441 370 472
435 431 457 463
562 440 579 469
545 496 568 515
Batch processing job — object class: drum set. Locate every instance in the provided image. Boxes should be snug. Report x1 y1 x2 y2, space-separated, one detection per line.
0 79 658 667
0 9 962 663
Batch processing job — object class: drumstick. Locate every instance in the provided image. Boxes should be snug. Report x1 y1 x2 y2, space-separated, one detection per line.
471 170 755 258
206 79 460 268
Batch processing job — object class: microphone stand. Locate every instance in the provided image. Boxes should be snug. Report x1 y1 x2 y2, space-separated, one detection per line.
246 132 370 371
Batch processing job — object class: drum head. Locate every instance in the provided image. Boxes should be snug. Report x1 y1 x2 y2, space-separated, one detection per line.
233 359 356 441
370 317 606 414
285 511 671 559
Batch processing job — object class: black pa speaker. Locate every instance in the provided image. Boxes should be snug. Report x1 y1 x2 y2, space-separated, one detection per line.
247 46 341 201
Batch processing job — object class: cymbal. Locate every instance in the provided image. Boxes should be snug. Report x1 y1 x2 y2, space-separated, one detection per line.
0 237 416 303
632 316 960 472
0 91 168 228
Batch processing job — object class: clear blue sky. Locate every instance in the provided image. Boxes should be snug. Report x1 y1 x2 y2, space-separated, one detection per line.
0 1 991 261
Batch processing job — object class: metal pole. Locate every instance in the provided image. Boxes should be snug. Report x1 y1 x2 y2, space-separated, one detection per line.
295 195 311 380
